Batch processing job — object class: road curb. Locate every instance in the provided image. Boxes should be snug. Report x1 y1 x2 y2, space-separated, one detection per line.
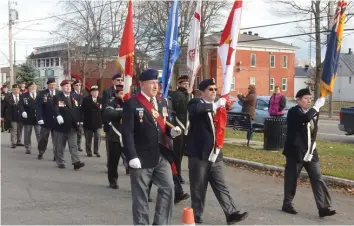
223 157 354 188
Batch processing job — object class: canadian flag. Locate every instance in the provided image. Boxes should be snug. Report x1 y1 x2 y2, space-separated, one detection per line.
214 0 242 148
117 0 135 100
186 0 201 88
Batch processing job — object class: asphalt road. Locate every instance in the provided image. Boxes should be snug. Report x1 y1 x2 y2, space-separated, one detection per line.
1 132 354 225
318 119 353 143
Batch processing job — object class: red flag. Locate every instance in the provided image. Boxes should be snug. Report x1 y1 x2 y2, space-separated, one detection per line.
118 0 135 100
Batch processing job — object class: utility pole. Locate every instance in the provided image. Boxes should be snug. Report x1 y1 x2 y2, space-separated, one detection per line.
14 41 16 66
67 41 71 79
8 0 18 87
328 0 334 118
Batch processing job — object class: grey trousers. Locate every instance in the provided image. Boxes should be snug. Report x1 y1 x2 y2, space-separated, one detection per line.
130 156 174 225
54 129 80 165
283 158 332 210
10 121 23 145
77 125 84 151
188 157 238 219
38 127 56 156
84 128 101 155
23 124 41 151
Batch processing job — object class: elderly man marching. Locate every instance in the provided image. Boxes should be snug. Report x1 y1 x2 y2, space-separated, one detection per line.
122 69 182 225
52 80 85 170
19 81 41 154
185 78 248 225
282 88 335 218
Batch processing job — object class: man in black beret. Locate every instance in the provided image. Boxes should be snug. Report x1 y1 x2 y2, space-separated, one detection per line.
36 78 61 160
1 84 23 148
1 84 10 132
122 68 182 224
185 78 248 224
282 89 335 217
18 81 40 154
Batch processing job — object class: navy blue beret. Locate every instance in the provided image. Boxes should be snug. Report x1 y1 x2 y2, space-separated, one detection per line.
112 73 122 80
12 84 19 89
139 69 159 81
198 78 216 91
296 88 311 98
178 75 189 83
47 78 56 84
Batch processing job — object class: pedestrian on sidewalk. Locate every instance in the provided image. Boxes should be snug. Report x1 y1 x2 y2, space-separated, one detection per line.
185 78 248 225
268 85 286 117
18 81 41 154
282 88 336 218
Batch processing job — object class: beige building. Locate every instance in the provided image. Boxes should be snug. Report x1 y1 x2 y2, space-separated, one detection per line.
0 66 20 86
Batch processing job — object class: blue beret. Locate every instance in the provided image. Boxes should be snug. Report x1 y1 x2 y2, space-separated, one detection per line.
139 69 159 81
47 78 56 84
112 73 122 80
198 78 216 91
296 88 311 98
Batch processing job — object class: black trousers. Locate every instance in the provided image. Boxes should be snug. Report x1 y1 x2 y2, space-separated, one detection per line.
173 134 186 177
148 173 184 198
107 140 123 184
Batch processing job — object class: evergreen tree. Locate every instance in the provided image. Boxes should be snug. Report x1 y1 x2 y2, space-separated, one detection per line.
16 62 39 84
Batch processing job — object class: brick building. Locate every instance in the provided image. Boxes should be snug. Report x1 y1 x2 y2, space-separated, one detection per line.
179 32 298 98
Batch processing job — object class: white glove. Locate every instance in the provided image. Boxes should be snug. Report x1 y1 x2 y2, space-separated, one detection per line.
313 97 326 112
56 115 64 125
129 158 142 169
22 112 27 118
38 120 44 125
213 98 227 111
171 126 182 138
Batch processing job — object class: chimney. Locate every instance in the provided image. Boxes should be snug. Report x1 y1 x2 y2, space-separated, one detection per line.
248 31 252 35
349 48 352 54
254 33 258 36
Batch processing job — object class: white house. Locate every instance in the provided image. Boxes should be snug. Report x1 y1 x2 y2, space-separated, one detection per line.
332 48 354 102
294 65 313 96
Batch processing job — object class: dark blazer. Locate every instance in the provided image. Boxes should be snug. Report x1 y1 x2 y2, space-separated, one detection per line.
53 92 80 133
81 95 103 130
36 89 61 128
283 105 319 162
71 89 88 122
171 87 190 130
122 94 172 168
103 97 124 142
19 92 39 125
102 86 116 132
185 98 223 161
1 93 22 122
237 92 257 120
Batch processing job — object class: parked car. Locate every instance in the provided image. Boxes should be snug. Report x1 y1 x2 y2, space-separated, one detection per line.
338 107 354 135
228 95 296 126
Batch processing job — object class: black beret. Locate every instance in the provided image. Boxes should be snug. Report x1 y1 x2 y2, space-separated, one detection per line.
27 81 36 87
178 75 189 83
115 85 124 92
112 73 122 80
47 78 56 84
12 84 19 89
139 69 159 81
72 80 81 85
90 85 99 92
198 78 216 91
295 88 312 98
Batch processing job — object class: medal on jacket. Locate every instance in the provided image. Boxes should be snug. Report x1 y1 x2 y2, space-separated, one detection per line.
162 107 168 117
152 109 159 119
24 98 28 105
58 101 65 107
139 110 144 123
73 98 78 107
44 95 48 102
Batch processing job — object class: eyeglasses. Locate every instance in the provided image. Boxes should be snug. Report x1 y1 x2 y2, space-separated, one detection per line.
116 79 123 82
75 84 81 86
208 88 218 91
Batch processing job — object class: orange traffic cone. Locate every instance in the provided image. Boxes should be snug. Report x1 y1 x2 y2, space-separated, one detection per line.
182 207 195 225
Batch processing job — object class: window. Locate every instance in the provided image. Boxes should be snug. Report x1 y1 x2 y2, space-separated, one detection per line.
282 55 288 68
50 58 54 67
350 77 352 84
270 55 275 68
37 59 40 67
32 60 36 67
45 59 49 67
251 54 256 67
257 100 268 110
230 76 235 90
270 78 275 91
55 58 60 66
282 78 287 91
250 77 256 85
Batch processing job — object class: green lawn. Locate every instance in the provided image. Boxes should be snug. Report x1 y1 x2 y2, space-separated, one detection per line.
320 101 354 113
223 128 354 180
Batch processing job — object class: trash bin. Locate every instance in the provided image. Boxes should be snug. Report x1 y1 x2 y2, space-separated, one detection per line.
263 117 287 150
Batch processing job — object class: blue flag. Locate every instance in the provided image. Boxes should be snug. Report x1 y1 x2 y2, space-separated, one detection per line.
162 0 180 98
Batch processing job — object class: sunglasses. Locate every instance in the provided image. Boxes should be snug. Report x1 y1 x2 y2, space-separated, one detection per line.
208 88 218 91
116 79 123 82
75 84 81 86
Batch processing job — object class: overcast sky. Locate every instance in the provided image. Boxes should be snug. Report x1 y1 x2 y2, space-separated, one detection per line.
0 0 353 68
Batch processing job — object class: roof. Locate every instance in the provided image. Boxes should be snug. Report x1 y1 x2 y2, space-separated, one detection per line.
339 53 354 75
203 33 299 50
295 66 313 78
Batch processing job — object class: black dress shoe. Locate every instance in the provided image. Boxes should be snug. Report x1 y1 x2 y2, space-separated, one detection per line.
282 204 298 215
16 143 24 146
174 193 190 204
319 208 336 218
194 216 203 224
227 211 248 225
58 164 66 169
73 161 85 170
25 150 31 154
109 183 119 189
38 154 43 160
95 153 101 157
126 168 130 175
78 148 83 152
11 144 16 148
178 175 185 184
53 157 56 161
